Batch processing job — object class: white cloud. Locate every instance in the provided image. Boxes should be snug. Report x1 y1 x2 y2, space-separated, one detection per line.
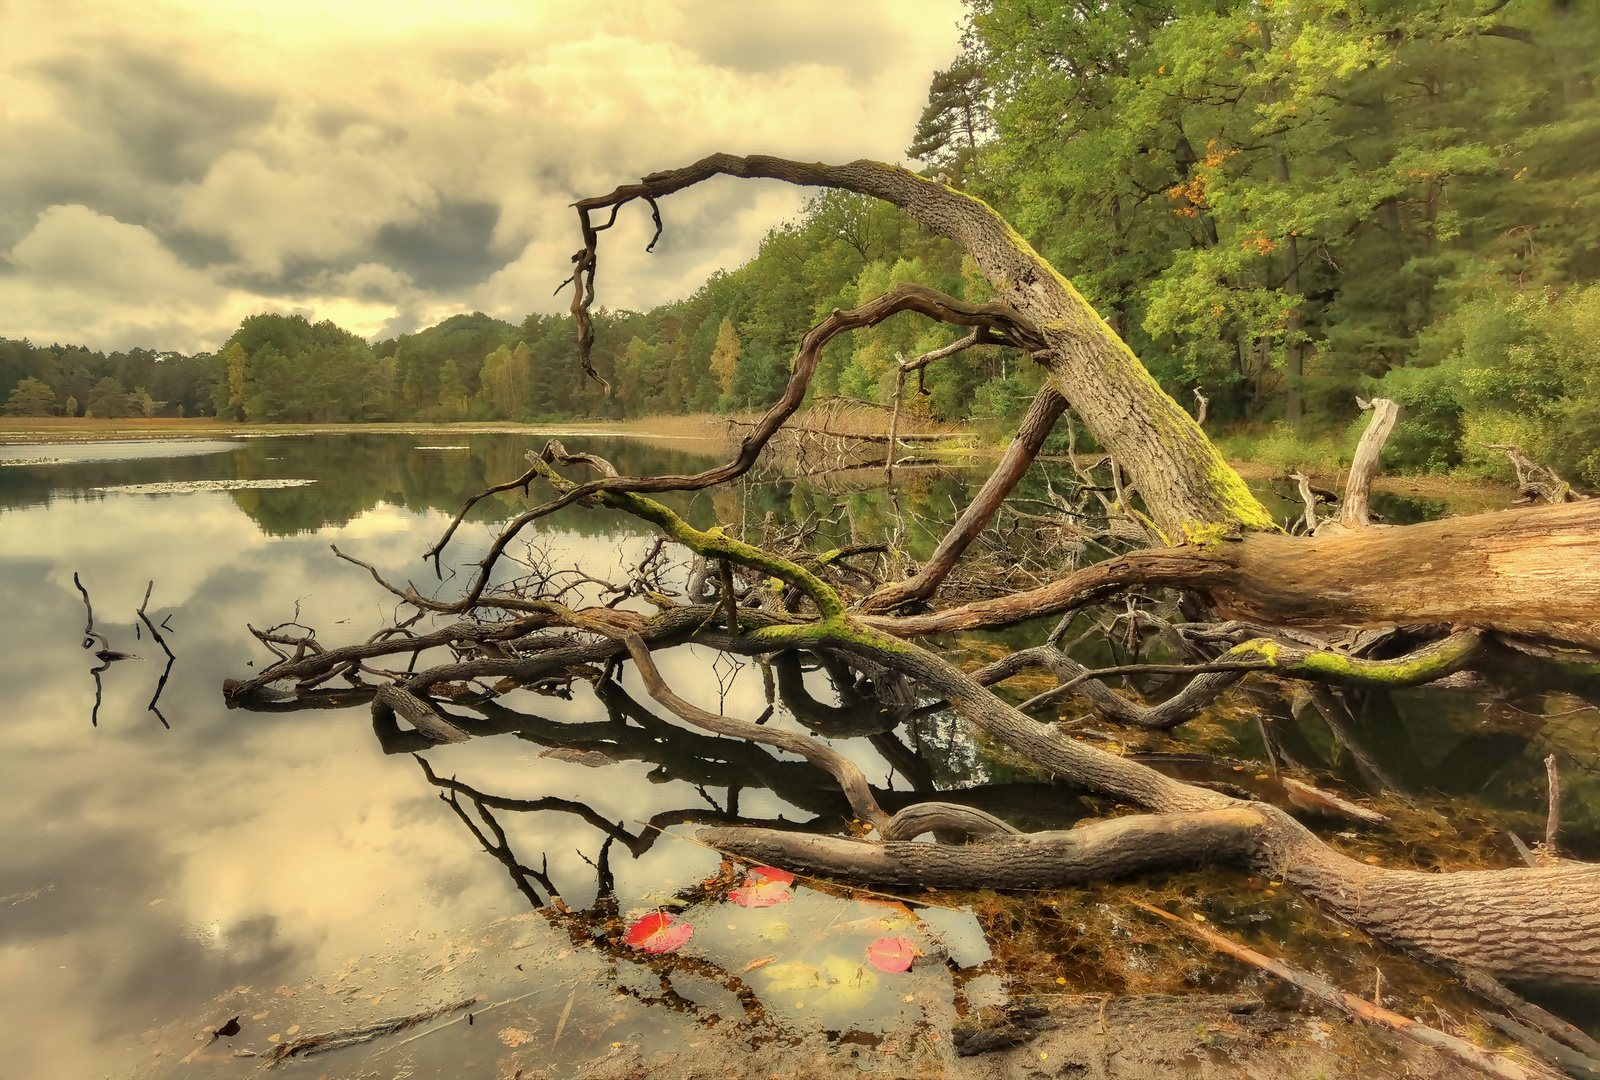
0 0 964 350
0 205 252 351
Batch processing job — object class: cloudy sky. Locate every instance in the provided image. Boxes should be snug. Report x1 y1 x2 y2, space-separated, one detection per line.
0 0 964 353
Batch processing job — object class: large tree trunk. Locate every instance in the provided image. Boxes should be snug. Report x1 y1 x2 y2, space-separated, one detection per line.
863 500 1600 649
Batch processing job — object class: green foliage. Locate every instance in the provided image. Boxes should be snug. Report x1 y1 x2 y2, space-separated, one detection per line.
5 376 57 417
1379 285 1600 483
1214 424 1350 477
956 0 1600 451
0 340 213 419
87 376 132 419
477 342 533 420
907 58 991 186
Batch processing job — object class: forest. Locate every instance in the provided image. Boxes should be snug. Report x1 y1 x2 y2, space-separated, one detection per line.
4 0 1597 489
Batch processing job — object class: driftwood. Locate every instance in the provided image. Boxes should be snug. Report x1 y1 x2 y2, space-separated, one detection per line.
1459 967 1600 1062
261 995 480 1066
1336 396 1400 530
1486 443 1589 505
1477 1012 1600 1080
1545 753 1562 856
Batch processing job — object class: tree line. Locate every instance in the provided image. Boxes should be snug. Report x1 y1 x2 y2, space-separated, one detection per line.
4 0 1596 480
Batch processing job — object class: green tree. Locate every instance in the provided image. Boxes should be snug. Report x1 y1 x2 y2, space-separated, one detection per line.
64 394 78 417
4 376 56 416
223 341 250 420
907 58 990 186
437 358 468 419
131 386 167 418
86 377 132 419
708 317 742 401
477 343 533 419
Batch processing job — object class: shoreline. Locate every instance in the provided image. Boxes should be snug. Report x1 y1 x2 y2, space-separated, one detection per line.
0 415 1519 503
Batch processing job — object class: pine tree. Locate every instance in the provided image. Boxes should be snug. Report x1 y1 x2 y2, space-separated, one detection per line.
86 377 132 419
4 376 56 417
906 59 989 185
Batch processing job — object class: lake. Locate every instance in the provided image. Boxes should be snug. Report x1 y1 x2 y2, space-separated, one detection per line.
1 432 1593 1078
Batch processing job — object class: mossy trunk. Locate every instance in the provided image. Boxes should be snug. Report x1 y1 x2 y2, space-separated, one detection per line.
578 155 1278 539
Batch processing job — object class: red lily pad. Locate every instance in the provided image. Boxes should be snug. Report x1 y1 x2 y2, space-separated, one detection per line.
729 878 793 907
866 936 917 973
625 912 693 954
747 866 795 886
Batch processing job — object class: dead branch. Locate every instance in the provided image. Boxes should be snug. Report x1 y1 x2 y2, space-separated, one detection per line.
614 629 1025 844
1486 444 1589 505
1544 753 1561 857
395 285 1043 615
262 995 479 1066
1290 470 1320 533
136 580 175 729
1476 1012 1600 1079
1459 967 1600 1061
862 383 1068 613
1337 396 1400 530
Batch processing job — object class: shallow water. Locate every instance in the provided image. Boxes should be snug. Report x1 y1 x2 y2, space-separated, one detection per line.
1 432 1594 1078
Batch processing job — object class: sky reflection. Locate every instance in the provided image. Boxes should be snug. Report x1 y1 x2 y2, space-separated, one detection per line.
0 440 813 1078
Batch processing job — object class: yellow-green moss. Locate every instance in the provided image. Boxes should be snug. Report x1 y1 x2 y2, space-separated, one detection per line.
1230 634 1480 687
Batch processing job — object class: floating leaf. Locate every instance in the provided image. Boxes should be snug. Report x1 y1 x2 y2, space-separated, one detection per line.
729 865 795 907
747 866 795 886
624 912 693 954
759 961 823 992
866 937 917 973
729 878 792 907
818 954 879 1007
212 1017 241 1039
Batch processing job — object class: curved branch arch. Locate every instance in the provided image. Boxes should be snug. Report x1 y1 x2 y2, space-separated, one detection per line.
567 153 1276 537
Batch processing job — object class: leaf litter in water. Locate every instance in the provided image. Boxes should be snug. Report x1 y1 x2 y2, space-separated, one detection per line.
625 912 693 954
866 937 918 973
728 866 795 908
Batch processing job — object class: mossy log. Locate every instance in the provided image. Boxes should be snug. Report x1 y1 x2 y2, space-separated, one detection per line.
864 500 1600 650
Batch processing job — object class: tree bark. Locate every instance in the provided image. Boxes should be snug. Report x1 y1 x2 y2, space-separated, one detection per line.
864 500 1600 650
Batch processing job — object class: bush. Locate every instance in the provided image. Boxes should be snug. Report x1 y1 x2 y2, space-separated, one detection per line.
1377 284 1600 486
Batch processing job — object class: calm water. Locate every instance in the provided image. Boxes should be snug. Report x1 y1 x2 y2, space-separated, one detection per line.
0 433 1593 1078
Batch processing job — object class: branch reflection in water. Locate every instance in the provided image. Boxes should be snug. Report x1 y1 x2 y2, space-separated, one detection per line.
227 652 1049 1038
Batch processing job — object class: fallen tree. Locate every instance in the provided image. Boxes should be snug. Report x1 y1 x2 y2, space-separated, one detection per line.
227 158 1600 1050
